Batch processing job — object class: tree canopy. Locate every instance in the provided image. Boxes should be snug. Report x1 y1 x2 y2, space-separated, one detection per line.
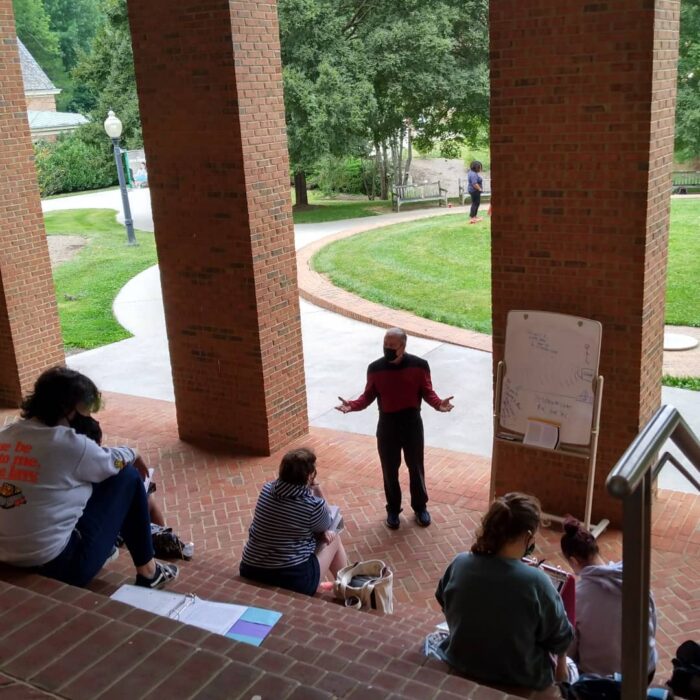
20 0 700 197
71 0 141 147
279 0 489 192
12 0 63 84
12 0 100 110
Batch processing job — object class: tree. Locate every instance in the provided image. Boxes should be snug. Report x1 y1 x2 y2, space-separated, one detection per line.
43 0 100 71
675 0 700 162
356 0 489 193
278 0 490 202
72 0 141 148
12 0 101 111
12 0 63 83
279 0 377 205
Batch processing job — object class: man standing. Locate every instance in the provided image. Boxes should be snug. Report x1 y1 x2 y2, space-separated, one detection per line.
336 328 454 529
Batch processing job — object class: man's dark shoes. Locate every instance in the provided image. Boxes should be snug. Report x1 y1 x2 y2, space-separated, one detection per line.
386 512 400 530
415 510 431 527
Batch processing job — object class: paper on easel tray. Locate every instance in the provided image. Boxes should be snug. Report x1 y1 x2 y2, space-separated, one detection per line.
523 419 560 450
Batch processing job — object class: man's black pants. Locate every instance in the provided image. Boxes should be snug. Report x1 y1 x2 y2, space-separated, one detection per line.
376 410 428 515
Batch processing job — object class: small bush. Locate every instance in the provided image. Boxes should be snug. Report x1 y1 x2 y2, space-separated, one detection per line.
35 135 116 197
310 155 380 197
662 375 700 391
439 140 462 159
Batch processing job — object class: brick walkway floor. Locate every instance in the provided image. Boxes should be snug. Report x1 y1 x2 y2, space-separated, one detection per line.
0 394 700 698
1 392 698 691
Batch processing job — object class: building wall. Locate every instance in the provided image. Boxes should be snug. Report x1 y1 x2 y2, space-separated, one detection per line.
0 3 65 405
127 0 308 454
25 93 57 112
489 0 680 524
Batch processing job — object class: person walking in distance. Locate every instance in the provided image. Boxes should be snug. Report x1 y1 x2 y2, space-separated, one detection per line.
336 328 454 529
467 160 484 224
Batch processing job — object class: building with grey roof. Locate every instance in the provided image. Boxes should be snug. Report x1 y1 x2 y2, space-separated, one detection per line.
17 38 88 141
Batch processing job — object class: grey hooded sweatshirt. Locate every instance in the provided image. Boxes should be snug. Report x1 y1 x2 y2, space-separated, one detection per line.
572 561 657 676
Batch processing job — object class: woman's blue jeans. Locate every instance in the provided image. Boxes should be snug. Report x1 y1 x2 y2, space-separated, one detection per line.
40 465 154 587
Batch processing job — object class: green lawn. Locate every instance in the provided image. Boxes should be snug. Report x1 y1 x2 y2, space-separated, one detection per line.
46 209 157 349
313 214 493 332
292 190 392 223
666 199 700 325
312 198 700 335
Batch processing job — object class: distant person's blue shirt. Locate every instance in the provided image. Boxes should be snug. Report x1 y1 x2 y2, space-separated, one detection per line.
467 170 483 194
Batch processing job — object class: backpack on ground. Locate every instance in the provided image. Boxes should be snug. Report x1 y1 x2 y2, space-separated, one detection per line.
669 641 700 700
151 524 194 560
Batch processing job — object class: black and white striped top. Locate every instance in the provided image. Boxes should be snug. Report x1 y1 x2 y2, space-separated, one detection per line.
241 479 332 569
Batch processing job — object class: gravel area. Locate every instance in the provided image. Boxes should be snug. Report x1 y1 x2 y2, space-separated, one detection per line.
47 235 87 269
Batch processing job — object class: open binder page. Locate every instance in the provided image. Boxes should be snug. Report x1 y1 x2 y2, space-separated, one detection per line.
180 599 247 635
111 585 246 635
112 585 186 616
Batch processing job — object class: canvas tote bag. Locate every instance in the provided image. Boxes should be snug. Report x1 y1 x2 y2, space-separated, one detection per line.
334 560 393 614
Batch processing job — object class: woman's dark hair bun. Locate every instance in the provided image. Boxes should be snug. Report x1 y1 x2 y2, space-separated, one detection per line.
560 514 598 562
563 515 581 536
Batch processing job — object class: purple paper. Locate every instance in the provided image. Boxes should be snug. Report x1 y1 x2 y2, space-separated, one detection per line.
228 620 269 639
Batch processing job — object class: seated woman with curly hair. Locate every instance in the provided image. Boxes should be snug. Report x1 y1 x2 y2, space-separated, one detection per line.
240 447 347 596
434 492 573 691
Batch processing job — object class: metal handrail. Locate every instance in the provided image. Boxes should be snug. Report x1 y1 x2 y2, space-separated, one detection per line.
608 405 700 496
606 404 700 700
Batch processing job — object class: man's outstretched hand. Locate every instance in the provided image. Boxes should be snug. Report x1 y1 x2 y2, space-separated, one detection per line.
438 396 455 412
335 397 352 414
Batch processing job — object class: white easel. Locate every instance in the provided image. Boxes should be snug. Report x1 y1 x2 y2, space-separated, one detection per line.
490 311 609 537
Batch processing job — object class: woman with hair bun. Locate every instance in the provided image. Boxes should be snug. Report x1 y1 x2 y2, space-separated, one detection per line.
560 516 657 679
434 493 574 690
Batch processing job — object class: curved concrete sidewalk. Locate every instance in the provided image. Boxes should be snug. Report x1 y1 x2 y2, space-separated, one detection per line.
43 188 700 493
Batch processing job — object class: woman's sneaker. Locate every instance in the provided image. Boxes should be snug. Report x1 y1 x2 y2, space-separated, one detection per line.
135 561 179 589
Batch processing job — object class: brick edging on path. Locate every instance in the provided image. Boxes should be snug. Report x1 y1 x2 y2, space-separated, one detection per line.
296 210 493 353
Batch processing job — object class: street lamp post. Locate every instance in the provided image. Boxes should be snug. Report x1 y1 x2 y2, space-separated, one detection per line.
104 110 137 246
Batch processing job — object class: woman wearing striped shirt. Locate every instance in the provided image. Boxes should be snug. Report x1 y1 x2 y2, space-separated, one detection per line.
240 448 347 595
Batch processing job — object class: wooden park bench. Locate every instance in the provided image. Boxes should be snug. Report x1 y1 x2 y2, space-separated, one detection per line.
458 176 491 206
672 171 700 194
391 181 448 212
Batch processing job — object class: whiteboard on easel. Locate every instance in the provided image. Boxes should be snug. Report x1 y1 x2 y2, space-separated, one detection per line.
500 311 602 446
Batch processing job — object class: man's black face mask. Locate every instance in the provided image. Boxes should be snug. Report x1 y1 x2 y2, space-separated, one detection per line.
383 347 398 362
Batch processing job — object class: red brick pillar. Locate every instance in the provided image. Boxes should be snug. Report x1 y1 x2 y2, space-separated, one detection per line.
490 1 679 523
0 3 64 406
127 0 307 453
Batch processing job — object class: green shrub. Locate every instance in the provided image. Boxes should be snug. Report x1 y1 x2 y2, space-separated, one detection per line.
35 135 116 196
310 155 380 197
439 139 462 159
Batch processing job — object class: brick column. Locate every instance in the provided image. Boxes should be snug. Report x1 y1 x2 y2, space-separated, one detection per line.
490 1 679 523
0 3 64 406
127 1 307 453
